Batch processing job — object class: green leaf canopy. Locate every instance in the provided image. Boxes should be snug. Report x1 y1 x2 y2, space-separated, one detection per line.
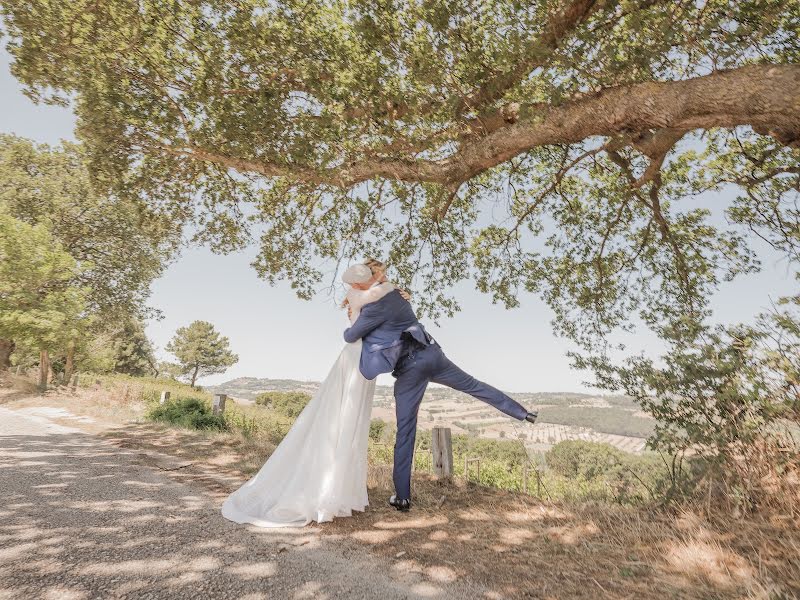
1 0 798 346
0 211 87 351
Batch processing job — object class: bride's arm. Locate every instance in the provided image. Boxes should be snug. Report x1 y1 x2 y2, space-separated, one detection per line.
366 282 413 302
347 282 395 310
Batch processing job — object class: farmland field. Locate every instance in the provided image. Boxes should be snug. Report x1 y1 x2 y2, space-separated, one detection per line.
211 377 653 454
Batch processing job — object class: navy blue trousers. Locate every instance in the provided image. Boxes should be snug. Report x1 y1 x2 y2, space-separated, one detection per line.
391 343 528 500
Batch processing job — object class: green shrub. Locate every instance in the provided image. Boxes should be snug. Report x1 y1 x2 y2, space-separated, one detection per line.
147 397 228 431
369 418 388 442
254 390 311 418
224 403 292 443
546 440 623 479
545 440 670 504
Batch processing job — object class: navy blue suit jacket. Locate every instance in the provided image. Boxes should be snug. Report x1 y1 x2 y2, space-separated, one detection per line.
343 290 430 380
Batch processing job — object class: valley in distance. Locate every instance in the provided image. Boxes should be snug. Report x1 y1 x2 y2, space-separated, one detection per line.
209 377 656 455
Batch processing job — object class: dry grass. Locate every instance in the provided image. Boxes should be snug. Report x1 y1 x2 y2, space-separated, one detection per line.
318 474 800 599
2 373 799 599
0 372 278 480
0 371 148 427
104 423 276 479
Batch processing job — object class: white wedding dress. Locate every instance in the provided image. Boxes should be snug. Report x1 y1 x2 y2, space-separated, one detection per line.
221 282 395 527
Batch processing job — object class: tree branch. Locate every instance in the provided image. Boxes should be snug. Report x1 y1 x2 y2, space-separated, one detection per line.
359 0 612 126
449 64 800 185
153 64 800 190
630 128 688 188
457 0 608 116
607 149 694 302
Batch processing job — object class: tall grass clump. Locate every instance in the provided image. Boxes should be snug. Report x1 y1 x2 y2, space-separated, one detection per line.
224 402 293 443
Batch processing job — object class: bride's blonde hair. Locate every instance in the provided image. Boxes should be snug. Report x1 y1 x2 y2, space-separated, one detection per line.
363 257 386 276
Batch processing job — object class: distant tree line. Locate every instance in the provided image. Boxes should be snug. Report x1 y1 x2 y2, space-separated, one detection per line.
0 135 172 387
537 407 656 439
0 134 237 389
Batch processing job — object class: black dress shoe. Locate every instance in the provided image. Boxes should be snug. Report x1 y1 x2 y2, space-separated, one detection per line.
524 411 538 424
388 495 411 512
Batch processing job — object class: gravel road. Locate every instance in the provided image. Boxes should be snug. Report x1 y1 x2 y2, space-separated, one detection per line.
0 407 492 599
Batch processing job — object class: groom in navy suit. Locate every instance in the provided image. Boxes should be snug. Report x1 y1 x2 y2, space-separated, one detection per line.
342 264 537 512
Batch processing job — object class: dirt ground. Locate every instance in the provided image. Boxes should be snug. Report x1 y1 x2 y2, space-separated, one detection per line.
2 377 798 599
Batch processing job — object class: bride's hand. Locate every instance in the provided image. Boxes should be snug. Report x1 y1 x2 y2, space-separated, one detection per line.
398 289 412 301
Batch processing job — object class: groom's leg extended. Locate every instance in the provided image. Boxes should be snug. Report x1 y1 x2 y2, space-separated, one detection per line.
392 369 429 500
431 352 528 421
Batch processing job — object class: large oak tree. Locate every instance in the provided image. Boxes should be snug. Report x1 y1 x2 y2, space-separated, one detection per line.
1 0 797 349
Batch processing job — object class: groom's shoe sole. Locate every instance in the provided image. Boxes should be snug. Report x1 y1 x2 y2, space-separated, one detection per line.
388 496 411 512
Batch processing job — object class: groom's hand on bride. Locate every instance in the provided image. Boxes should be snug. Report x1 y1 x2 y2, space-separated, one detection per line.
398 289 411 301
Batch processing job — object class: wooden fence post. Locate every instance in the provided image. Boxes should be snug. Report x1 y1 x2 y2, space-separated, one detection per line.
212 393 227 415
431 427 453 479
160 390 171 405
71 374 79 392
536 468 542 497
522 464 528 494
15 364 22 375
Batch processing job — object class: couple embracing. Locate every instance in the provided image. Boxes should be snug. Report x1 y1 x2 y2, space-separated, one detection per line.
222 259 537 527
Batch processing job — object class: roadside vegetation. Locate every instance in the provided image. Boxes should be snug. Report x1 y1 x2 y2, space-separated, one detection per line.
66 373 671 506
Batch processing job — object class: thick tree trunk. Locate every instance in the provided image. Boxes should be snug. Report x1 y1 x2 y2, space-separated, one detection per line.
38 349 50 392
450 64 800 185
146 356 159 378
190 365 199 388
0 339 14 370
63 341 75 383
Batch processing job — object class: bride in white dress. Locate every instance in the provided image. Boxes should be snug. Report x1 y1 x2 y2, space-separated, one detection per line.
221 263 396 527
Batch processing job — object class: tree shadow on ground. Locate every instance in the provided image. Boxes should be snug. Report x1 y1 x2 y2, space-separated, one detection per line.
102 423 275 485
100 422 798 599
319 470 798 599
4 404 797 600
0 431 489 599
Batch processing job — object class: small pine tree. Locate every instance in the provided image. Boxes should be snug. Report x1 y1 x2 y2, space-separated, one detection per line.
166 321 238 388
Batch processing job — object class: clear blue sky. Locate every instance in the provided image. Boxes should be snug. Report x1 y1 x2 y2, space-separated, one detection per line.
2 48 796 391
